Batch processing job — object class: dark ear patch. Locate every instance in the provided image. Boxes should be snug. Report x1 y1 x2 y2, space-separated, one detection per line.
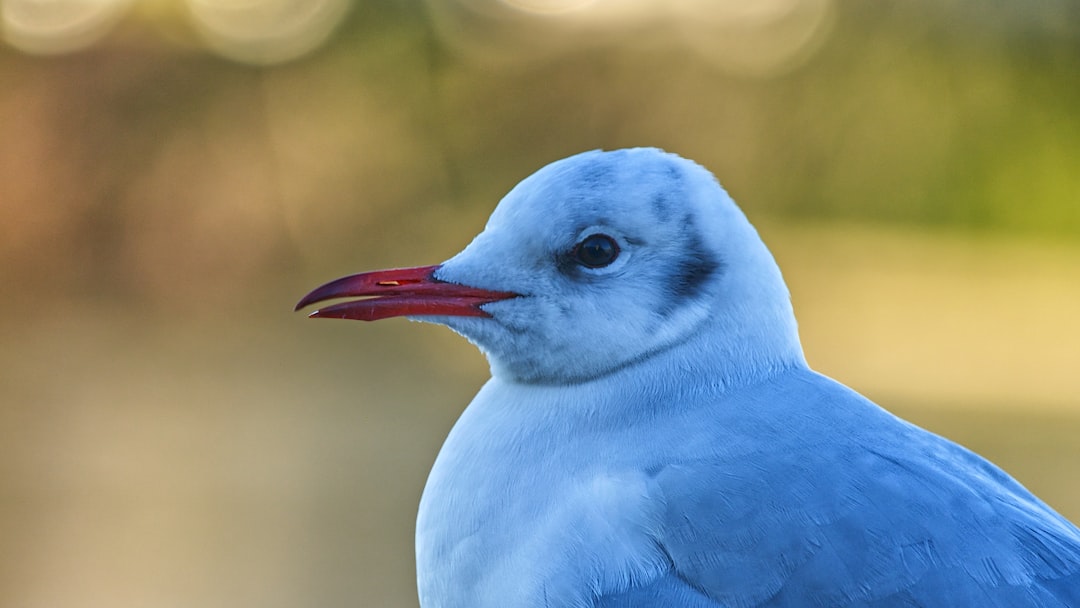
663 229 722 312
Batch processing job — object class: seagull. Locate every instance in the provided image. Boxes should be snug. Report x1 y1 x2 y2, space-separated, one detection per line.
296 148 1080 607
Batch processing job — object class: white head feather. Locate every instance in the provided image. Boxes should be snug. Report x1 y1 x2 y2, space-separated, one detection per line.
429 148 805 386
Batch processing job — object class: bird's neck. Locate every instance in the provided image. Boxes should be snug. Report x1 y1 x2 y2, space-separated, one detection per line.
489 309 807 425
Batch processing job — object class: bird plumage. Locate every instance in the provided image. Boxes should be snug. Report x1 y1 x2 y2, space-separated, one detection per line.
417 353 1080 607
300 147 1080 606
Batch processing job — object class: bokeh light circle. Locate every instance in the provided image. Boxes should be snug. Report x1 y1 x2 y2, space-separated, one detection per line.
1 0 133 55
186 0 351 65
671 0 835 76
498 0 596 15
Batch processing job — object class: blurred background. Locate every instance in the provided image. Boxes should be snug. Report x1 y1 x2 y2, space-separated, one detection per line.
1 0 1079 606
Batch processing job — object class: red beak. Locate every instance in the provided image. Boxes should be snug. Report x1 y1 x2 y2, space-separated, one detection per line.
295 264 518 322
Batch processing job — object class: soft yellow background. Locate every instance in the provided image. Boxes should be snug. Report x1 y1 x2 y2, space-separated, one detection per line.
1 1 1078 606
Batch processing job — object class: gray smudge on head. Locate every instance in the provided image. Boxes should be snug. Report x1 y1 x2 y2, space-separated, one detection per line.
649 163 684 219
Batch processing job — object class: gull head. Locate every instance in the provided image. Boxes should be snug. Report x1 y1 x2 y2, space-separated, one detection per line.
297 148 803 385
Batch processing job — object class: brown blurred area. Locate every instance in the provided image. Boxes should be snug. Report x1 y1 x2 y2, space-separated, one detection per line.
1 1 1078 606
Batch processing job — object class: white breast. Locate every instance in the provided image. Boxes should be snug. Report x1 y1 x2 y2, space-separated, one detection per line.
415 379 671 608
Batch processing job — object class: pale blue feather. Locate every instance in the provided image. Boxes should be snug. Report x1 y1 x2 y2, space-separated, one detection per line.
390 148 1080 606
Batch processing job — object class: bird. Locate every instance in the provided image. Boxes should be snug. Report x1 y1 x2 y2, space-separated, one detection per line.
296 148 1080 607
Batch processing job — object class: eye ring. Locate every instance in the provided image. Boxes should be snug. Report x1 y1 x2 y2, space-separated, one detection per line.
573 234 620 268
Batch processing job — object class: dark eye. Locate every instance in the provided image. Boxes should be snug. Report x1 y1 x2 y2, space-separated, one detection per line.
573 234 620 268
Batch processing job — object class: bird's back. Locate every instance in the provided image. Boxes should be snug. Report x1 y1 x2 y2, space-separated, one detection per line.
607 369 1080 607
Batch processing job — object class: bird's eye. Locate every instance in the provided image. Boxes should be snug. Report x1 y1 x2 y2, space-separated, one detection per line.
573 234 620 268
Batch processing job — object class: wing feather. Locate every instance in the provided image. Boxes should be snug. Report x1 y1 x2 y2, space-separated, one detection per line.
603 370 1080 607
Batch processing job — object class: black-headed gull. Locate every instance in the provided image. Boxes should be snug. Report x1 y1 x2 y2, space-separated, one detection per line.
298 148 1080 607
